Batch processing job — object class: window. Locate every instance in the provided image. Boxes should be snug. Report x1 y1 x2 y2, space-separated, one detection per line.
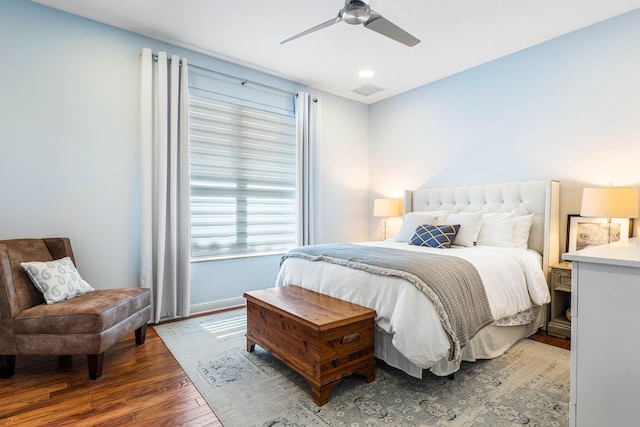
189 95 297 259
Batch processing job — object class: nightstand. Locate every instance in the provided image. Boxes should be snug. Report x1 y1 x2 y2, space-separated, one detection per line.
547 261 572 339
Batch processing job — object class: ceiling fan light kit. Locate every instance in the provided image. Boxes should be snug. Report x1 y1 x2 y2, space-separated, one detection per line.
281 0 420 47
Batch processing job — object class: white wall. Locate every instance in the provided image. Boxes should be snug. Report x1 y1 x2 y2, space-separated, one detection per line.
369 9 640 250
0 0 370 310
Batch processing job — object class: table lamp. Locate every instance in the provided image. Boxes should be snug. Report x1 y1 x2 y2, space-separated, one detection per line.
580 187 640 243
373 198 402 240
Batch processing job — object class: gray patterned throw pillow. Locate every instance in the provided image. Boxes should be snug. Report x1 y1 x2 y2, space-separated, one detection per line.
21 257 95 304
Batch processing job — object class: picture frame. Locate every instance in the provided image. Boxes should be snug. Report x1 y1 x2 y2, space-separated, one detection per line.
566 214 631 252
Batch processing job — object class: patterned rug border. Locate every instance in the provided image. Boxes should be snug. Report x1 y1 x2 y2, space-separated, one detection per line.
154 310 570 427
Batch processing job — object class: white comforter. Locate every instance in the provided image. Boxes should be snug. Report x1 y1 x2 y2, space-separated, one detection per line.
276 241 550 373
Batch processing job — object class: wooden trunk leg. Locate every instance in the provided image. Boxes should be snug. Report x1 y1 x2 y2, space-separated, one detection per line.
87 353 105 379
135 323 148 345
246 334 256 352
310 380 341 406
361 364 375 383
0 355 16 379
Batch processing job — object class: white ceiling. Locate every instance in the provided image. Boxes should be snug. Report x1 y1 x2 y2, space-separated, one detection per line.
34 0 640 104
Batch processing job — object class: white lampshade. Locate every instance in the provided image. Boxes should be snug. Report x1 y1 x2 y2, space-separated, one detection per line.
373 198 401 217
580 187 640 219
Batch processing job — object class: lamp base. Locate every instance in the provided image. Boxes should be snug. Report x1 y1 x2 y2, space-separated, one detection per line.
381 217 387 241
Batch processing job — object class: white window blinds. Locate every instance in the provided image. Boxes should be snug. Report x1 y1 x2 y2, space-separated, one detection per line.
189 95 297 259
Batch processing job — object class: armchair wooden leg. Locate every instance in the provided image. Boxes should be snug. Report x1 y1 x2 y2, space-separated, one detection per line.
135 323 148 345
0 355 16 378
87 353 104 379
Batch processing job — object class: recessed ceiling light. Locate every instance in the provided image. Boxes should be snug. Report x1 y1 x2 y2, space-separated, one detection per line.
358 69 375 78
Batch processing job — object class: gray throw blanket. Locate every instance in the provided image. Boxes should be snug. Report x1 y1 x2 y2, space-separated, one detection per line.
281 243 495 365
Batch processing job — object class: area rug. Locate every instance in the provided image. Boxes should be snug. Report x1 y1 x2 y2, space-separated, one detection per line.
154 310 569 427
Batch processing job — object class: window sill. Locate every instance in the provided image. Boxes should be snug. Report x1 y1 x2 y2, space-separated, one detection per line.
190 250 290 263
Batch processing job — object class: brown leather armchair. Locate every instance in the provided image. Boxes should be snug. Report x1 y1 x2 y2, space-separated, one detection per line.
0 238 152 379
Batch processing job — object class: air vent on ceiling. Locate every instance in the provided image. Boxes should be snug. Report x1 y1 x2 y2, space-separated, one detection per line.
352 84 385 96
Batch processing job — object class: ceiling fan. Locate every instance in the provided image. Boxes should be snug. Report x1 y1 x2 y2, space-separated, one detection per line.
281 0 420 47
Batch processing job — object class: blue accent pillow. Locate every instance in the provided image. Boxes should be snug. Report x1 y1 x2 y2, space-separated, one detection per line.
410 224 461 249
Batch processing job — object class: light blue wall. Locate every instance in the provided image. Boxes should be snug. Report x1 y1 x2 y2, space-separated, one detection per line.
0 0 370 310
369 9 640 248
4 0 639 310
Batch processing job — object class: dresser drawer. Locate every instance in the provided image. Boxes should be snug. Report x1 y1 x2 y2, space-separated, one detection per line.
553 269 572 290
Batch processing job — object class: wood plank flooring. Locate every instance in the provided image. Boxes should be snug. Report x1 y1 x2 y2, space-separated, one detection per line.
529 329 571 350
0 324 221 426
0 312 569 426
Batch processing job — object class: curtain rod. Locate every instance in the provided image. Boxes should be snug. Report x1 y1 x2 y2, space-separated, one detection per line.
152 53 296 96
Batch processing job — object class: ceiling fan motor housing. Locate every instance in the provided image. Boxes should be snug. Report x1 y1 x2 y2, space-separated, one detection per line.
341 0 371 25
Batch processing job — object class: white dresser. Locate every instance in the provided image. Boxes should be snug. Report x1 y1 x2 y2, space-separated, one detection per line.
563 238 640 427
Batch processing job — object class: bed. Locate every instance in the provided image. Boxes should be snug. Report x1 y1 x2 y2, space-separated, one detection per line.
276 179 560 378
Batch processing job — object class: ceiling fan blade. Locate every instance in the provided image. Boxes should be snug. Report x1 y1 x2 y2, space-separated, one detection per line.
364 11 420 47
281 15 343 45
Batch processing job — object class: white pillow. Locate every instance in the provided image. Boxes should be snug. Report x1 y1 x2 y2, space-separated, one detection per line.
445 211 483 247
477 211 516 247
21 257 95 304
395 211 449 242
512 214 535 249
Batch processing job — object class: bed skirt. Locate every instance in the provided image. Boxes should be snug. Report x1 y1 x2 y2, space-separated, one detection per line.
375 312 541 378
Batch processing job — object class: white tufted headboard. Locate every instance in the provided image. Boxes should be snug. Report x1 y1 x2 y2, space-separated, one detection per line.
404 180 560 282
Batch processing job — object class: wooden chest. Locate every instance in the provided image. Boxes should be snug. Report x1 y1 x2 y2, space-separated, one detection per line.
243 285 376 406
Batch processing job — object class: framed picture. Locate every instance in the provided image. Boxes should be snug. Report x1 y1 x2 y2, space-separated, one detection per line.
566 215 631 252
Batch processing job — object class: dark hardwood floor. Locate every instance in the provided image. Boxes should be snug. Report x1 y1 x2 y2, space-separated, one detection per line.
0 325 221 426
529 329 571 350
0 313 569 426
